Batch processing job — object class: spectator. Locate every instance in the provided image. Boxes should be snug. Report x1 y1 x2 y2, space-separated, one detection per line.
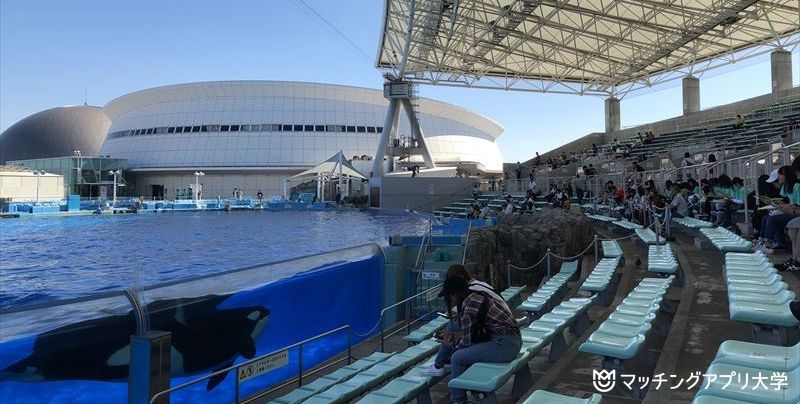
424 276 521 403
669 183 688 218
758 167 800 253
734 114 746 129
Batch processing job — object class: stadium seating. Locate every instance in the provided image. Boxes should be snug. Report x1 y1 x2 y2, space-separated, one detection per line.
579 276 674 373
647 244 679 277
523 390 603 404
693 340 800 404
700 227 753 252
517 260 579 320
634 228 667 245
723 252 799 345
600 240 623 258
579 257 622 306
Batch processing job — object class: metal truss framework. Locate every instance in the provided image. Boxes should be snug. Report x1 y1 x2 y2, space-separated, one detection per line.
376 0 800 97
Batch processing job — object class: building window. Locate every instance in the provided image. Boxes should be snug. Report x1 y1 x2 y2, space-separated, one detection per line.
377 127 384 132
209 125 220 132
367 126 376 133
304 125 314 132
346 126 356 133
220 125 230 132
315 125 324 132
293 124 303 132
356 126 366 133
183 126 191 133
241 124 251 132
192 126 200 133
230 125 240 132
282 124 293 131
157 127 167 134
133 129 140 135
177 127 185 133
201 125 208 132
250 124 260 131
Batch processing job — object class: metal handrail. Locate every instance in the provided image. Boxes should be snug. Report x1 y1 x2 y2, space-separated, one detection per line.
379 283 443 352
149 325 353 404
413 219 432 270
461 221 473 266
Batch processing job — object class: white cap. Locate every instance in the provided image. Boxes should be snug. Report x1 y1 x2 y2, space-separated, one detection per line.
766 169 780 183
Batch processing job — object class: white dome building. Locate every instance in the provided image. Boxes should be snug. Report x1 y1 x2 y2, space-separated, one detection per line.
100 81 503 199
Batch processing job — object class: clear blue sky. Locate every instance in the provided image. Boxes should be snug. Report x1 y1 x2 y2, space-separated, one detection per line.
1 0 798 163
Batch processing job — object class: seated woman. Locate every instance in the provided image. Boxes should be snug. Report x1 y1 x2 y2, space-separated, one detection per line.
717 177 747 229
759 166 800 253
422 265 512 376
424 274 520 404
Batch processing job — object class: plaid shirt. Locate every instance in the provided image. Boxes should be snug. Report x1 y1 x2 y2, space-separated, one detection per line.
455 292 519 349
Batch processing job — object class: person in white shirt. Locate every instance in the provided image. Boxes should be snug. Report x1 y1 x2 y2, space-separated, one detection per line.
669 184 688 218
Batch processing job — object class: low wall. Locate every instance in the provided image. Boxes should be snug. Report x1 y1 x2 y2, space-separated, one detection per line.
378 177 475 211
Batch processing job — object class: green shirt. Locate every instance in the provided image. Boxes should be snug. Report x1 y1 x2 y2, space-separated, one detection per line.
780 183 800 205
730 186 747 203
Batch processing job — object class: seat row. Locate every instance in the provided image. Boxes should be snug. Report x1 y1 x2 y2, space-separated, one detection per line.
578 257 621 306
613 220 643 230
271 340 439 404
634 228 666 245
600 240 623 258
700 226 753 252
723 252 799 345
579 276 674 371
585 213 616 223
447 296 598 403
647 244 678 277
693 340 799 404
517 260 579 319
672 216 714 229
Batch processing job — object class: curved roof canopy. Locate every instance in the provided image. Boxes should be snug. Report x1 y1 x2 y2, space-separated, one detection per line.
377 0 799 96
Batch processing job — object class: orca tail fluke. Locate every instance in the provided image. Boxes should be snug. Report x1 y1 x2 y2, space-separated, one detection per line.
206 361 234 391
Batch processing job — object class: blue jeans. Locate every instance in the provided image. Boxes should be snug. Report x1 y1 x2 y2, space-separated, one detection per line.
450 332 522 402
434 319 460 368
762 214 794 246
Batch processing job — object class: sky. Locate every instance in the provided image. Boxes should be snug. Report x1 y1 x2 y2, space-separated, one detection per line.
1 0 798 163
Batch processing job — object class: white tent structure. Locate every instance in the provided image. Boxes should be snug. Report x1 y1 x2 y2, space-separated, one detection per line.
285 151 366 202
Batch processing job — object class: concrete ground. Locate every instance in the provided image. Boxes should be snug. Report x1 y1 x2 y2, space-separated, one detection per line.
256 223 800 404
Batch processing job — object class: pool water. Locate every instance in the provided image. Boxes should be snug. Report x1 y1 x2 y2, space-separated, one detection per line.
0 209 430 308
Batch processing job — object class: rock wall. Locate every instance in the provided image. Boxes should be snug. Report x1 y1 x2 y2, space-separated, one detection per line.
466 205 596 288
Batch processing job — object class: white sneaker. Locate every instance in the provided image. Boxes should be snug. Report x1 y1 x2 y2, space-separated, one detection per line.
419 363 447 377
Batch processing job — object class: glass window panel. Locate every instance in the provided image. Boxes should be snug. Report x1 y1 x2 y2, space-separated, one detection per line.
282 125 293 131
241 125 251 132
304 125 313 132
183 126 191 132
293 125 303 132
201 125 208 132
176 127 184 133
221 125 230 132
356 126 366 133
346 126 355 133
315 125 324 132
367 126 376 133
168 127 176 133
192 126 200 132
250 124 260 131
230 125 240 132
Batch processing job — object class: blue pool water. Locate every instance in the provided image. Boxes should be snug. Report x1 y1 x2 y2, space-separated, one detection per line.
0 209 429 308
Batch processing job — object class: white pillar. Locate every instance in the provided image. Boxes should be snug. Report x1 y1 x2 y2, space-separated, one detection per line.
605 97 620 133
400 98 436 169
371 99 401 178
771 49 793 93
682 75 700 115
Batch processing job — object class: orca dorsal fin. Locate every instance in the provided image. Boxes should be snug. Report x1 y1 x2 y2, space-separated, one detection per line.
206 361 233 391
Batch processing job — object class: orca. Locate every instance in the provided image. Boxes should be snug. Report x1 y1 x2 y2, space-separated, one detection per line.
1 294 269 390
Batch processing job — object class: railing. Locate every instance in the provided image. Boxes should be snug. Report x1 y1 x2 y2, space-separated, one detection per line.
150 325 353 404
378 283 444 352
413 219 432 271
461 220 472 266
